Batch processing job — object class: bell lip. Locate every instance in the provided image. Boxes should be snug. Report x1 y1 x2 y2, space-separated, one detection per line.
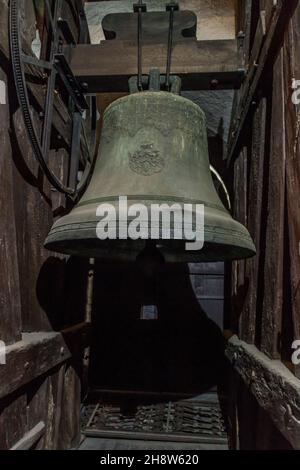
44 221 256 263
103 90 207 122
44 237 256 263
44 199 256 263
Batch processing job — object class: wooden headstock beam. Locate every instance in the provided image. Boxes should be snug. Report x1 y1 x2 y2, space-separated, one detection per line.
65 38 245 93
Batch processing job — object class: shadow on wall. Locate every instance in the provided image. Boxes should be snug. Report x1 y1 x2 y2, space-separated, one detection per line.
36 256 89 329
89 262 226 394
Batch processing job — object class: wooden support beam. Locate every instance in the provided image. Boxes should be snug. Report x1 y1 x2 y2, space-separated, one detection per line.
260 48 285 359
0 394 27 450
240 98 267 344
227 0 298 165
226 335 300 449
10 421 45 450
67 39 245 92
84 428 228 446
0 333 71 400
0 61 22 345
249 10 266 68
231 147 248 334
284 1 300 379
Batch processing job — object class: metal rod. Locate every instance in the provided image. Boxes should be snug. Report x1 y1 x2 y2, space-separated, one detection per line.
137 1 143 91
165 5 175 90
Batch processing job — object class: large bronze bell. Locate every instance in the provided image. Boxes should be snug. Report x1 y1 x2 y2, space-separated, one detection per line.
45 92 255 262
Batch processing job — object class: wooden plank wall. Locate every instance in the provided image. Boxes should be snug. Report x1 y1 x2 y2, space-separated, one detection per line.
0 0 87 450
227 0 300 449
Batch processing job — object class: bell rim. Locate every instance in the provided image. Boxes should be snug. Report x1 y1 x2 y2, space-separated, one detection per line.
44 219 256 262
44 237 256 263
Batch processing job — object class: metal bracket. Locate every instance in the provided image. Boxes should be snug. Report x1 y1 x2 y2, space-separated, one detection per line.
129 69 181 94
166 2 179 12
133 3 147 13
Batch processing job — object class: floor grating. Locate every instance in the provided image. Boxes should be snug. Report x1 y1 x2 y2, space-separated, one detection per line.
81 393 228 445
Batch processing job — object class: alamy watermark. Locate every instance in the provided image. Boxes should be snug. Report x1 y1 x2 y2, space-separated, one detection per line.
95 196 204 251
292 340 300 366
292 79 300 105
0 341 6 365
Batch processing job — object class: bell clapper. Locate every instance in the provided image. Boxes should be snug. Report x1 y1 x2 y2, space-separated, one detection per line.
136 241 165 320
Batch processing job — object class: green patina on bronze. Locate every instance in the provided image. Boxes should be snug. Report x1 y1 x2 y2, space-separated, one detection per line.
45 92 256 262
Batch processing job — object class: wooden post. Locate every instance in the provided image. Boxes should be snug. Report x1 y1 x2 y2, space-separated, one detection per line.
284 2 300 378
261 48 285 359
231 148 248 336
0 3 22 345
240 98 267 344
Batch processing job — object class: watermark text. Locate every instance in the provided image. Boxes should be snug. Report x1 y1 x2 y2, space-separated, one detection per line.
0 341 6 365
96 196 204 251
292 79 300 105
292 340 300 366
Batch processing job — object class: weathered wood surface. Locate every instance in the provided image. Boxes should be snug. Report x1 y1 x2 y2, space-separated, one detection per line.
239 98 267 344
228 0 300 448
261 49 285 359
0 394 27 450
0 0 10 57
67 39 244 92
186 0 235 41
9 0 69 332
0 35 22 345
229 0 300 361
11 110 54 332
227 0 298 164
44 366 66 450
240 0 253 63
261 50 286 358
0 0 87 452
249 9 266 69
226 335 300 449
10 421 45 450
79 437 228 451
0 333 71 400
283 1 300 379
25 374 50 450
231 148 248 334
58 364 81 449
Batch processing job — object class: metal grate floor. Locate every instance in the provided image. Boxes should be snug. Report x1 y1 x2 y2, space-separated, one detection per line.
81 393 228 446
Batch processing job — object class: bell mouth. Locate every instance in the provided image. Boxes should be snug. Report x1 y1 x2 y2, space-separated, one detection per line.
45 237 255 263
45 233 256 264
44 197 256 263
